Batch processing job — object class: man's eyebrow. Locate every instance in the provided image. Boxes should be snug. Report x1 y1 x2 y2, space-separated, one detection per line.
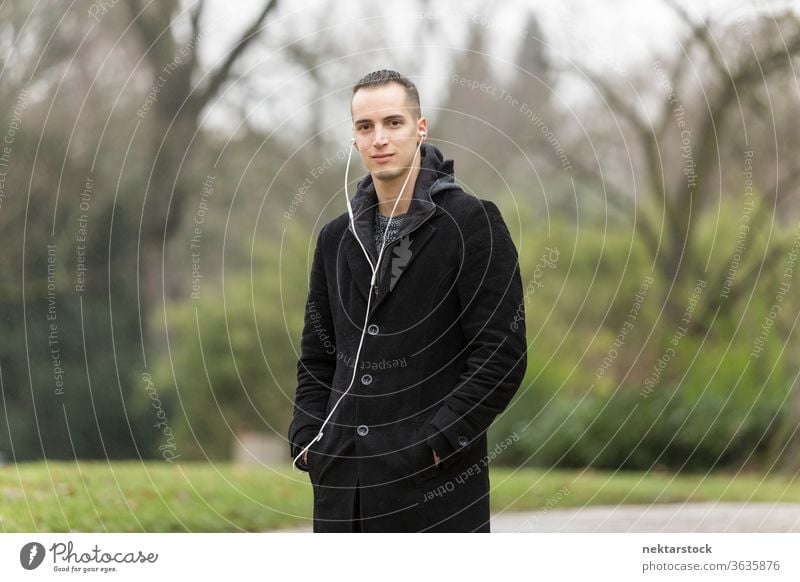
353 113 406 125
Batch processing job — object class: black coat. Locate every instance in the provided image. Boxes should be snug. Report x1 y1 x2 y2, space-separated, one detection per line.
288 143 527 532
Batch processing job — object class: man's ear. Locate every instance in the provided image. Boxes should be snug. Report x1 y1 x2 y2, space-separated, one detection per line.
417 116 428 139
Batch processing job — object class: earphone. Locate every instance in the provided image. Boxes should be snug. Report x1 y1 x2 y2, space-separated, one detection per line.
292 129 426 470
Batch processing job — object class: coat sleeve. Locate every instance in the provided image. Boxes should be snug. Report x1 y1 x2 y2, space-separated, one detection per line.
288 224 337 470
424 200 527 465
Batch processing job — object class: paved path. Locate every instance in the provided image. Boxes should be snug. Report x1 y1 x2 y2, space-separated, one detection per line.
491 503 800 532
275 503 800 532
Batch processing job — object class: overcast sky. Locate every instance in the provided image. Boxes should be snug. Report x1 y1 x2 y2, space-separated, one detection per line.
187 0 796 137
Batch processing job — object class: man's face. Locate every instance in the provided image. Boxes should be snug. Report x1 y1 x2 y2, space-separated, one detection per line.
351 82 426 183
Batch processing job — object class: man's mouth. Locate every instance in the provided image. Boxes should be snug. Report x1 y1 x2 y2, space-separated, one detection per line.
372 153 394 164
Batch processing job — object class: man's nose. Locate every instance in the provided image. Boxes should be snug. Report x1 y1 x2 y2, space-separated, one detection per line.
373 129 388 146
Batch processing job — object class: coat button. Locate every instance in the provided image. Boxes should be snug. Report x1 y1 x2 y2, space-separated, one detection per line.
457 435 469 447
356 425 369 436
367 324 379 335
360 373 373 385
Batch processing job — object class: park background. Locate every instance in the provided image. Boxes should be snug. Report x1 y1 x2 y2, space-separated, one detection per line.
0 0 799 531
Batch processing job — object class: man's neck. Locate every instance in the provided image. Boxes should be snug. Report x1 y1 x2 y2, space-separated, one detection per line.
374 164 421 217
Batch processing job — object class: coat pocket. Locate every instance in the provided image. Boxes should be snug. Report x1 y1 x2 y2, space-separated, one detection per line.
412 420 440 484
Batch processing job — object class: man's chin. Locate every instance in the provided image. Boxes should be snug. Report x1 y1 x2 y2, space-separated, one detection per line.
371 166 407 182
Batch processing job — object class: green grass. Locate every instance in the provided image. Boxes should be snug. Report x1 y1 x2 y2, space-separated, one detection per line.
1 462 797 532
0 461 313 532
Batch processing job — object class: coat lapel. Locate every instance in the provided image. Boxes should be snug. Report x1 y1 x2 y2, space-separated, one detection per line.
341 227 375 304
340 219 438 314
341 143 455 315
370 220 437 315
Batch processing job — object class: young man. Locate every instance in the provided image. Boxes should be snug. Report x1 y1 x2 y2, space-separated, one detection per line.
288 70 527 532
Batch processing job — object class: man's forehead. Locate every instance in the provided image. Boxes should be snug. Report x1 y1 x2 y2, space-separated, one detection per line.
351 85 413 120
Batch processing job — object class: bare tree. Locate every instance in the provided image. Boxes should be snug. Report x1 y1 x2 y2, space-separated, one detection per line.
124 0 279 314
564 3 800 325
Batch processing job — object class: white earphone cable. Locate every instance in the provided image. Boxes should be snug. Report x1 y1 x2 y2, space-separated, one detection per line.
292 133 425 471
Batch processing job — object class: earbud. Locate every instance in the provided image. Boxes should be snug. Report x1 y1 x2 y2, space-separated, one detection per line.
419 130 426 137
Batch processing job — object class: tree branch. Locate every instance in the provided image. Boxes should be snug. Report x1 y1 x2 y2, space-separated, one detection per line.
565 65 675 275
674 28 800 257
563 148 664 269
125 0 176 71
579 67 649 135
187 0 205 73
654 2 729 140
195 0 278 110
572 67 673 229
662 0 730 76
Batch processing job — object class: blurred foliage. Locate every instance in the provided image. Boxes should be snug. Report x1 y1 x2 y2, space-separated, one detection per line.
492 204 798 471
146 223 311 459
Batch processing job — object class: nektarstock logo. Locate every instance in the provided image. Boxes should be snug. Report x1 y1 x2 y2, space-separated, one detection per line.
20 542 46 570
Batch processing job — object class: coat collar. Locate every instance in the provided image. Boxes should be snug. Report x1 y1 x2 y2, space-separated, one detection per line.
348 142 456 262
342 143 460 313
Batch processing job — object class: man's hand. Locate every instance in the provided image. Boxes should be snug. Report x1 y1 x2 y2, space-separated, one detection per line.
432 449 441 467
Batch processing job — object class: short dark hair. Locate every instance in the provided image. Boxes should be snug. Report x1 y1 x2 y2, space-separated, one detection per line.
352 69 421 119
